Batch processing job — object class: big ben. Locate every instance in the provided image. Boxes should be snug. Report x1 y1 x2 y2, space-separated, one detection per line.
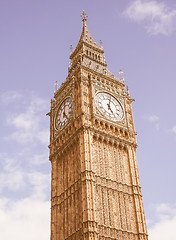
48 11 148 240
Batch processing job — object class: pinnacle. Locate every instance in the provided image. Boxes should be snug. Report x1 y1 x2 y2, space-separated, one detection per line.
71 11 102 56
78 17 101 49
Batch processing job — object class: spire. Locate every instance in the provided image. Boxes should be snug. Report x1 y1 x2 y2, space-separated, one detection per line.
71 10 102 56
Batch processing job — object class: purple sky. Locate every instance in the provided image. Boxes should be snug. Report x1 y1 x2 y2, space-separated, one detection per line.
0 0 176 239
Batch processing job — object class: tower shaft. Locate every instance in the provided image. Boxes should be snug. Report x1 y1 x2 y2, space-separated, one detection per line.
48 11 148 240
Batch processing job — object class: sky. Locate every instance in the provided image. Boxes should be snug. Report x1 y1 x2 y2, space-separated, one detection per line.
0 0 176 239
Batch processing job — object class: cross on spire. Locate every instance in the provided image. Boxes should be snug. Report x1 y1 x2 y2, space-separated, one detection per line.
81 10 88 22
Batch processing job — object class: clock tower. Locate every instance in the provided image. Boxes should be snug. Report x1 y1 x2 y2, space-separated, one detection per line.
48 11 148 240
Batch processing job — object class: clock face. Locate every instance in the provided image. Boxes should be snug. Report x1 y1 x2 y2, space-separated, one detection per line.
55 97 72 130
95 92 124 121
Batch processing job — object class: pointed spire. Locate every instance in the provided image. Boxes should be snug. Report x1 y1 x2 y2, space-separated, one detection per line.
78 11 100 49
70 10 103 57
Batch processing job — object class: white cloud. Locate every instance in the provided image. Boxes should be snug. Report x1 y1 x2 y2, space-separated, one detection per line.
0 171 26 193
0 154 50 239
123 0 176 36
31 152 49 165
0 152 50 197
1 91 22 104
171 125 176 134
148 203 176 240
0 153 25 192
147 115 159 122
0 91 51 240
145 114 160 130
0 197 50 240
5 95 49 145
0 165 50 199
27 171 50 200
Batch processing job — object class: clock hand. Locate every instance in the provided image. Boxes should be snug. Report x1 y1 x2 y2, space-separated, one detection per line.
63 103 68 119
107 102 114 114
108 95 114 113
63 110 66 118
110 108 114 114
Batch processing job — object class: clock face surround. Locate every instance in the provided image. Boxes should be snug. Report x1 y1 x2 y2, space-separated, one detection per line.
55 97 72 130
95 92 124 121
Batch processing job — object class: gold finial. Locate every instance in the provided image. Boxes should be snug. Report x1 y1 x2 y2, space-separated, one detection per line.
100 40 103 49
70 45 73 54
54 81 58 93
127 86 130 96
81 10 88 22
119 69 123 79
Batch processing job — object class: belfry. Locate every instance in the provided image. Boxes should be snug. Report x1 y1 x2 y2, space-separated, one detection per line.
48 11 148 240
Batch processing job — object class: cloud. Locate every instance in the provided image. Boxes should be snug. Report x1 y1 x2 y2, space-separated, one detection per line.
0 153 50 240
1 91 22 104
0 171 26 193
1 91 50 198
148 203 176 240
0 90 51 240
0 153 50 198
123 0 176 36
145 114 160 130
0 153 25 192
5 94 49 145
31 152 49 165
0 197 50 240
171 125 176 134
27 171 50 200
147 115 159 122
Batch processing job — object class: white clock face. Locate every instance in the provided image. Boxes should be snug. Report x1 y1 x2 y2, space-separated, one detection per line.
95 92 124 121
55 98 72 130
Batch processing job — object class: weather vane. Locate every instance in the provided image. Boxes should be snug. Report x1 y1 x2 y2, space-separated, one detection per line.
81 10 88 22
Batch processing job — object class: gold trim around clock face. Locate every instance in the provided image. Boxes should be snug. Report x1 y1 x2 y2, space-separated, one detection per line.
55 97 73 130
95 92 124 122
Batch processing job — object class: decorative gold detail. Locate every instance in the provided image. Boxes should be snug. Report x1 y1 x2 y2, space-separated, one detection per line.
70 44 73 54
119 69 124 80
81 10 88 22
54 81 58 94
100 40 103 50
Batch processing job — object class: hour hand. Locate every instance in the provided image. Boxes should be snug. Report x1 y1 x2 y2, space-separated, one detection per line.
107 103 113 114
63 109 67 119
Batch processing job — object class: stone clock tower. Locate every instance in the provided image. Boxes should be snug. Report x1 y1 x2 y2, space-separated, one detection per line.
48 11 148 240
